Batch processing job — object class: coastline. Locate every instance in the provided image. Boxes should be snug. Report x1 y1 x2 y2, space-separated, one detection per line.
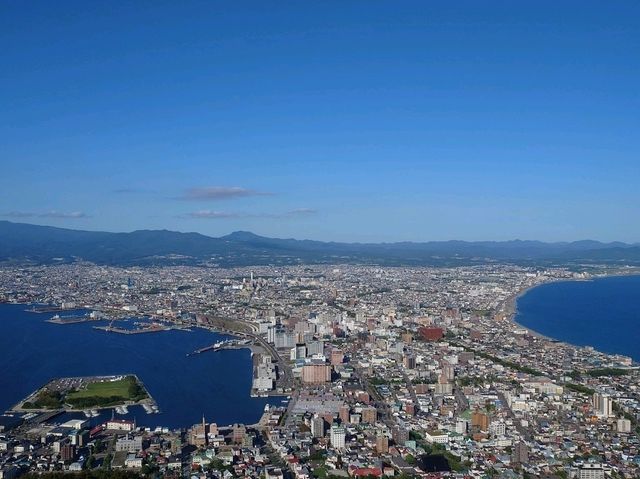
502 280 556 341
503 272 640 359
0 303 278 428
11 374 156 414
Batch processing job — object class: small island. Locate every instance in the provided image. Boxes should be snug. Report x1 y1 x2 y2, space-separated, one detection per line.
15 375 155 411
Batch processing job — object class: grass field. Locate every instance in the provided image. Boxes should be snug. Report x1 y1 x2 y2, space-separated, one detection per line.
67 376 145 401
21 375 149 410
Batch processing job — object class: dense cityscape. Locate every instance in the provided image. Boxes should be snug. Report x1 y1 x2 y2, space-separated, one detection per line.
0 264 638 479
3 2 639 479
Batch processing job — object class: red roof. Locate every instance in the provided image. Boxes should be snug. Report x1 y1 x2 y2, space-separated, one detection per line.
352 467 382 477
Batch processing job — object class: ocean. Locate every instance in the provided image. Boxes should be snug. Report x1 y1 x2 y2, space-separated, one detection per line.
0 304 280 429
515 274 640 361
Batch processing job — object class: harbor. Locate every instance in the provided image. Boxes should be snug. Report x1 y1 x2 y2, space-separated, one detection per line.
0 303 281 429
46 310 107 324
93 320 192 335
27 305 75 313
186 338 252 356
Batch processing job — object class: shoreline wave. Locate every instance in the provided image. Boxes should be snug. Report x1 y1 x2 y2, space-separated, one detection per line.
506 273 640 361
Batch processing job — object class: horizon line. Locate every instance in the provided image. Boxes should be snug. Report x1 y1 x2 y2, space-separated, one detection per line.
1 219 638 246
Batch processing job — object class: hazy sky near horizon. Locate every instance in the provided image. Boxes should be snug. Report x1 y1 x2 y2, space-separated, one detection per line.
1 1 639 242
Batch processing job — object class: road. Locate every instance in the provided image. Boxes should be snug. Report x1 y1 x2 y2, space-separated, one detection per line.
201 315 294 391
496 390 531 441
354 366 395 427
401 370 420 413
454 384 469 414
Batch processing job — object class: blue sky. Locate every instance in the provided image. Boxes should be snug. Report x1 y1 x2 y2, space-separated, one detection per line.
1 1 638 242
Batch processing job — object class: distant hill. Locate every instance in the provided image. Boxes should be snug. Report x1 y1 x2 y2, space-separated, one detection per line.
1 220 639 267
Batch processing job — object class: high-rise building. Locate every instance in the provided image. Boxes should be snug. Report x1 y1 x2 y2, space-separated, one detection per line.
330 425 346 449
306 340 324 356
577 463 605 479
375 435 389 454
435 382 453 395
401 332 413 343
472 411 490 432
290 344 307 360
311 415 325 438
275 330 295 349
171 437 182 454
330 348 344 365
231 424 246 444
403 353 416 369
188 416 209 446
294 320 314 334
339 404 350 424
455 419 468 435
267 326 278 344
392 426 409 446
441 362 455 381
302 364 331 384
60 443 76 462
361 407 377 424
512 441 529 464
617 418 632 433
489 421 506 437
592 393 613 417
115 435 143 452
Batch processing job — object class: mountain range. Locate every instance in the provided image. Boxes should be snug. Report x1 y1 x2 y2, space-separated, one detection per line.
1 220 639 267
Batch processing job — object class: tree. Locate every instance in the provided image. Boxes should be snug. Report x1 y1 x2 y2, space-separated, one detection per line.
93 439 103 454
102 453 112 470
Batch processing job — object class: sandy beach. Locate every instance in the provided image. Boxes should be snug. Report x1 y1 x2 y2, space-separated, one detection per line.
502 270 640 344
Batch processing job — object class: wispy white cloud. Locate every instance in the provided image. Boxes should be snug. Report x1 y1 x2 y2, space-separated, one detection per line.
113 187 151 194
178 186 272 201
2 211 35 218
42 211 90 218
2 210 90 219
285 208 317 217
187 210 242 219
183 208 318 220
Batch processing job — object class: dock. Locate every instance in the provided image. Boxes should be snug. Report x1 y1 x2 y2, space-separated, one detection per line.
46 314 96 324
93 323 191 335
187 339 251 356
27 306 67 313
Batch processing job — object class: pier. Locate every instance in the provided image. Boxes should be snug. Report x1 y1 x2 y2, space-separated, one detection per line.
93 322 191 335
186 338 251 356
46 314 97 324
27 306 68 313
